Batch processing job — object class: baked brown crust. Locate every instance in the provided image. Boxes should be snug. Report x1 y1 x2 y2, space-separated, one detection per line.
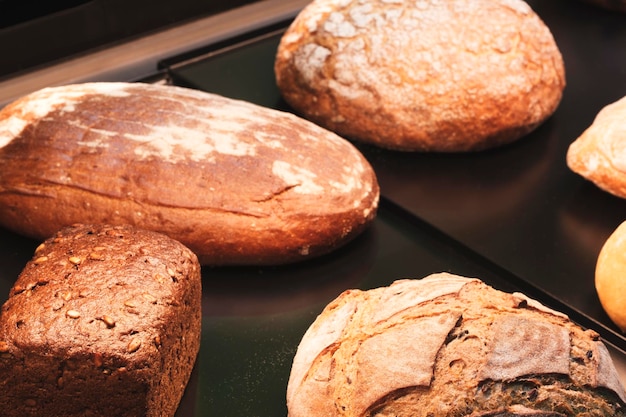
286 273 626 417
567 95 626 198
275 0 566 152
0 82 379 265
0 223 201 417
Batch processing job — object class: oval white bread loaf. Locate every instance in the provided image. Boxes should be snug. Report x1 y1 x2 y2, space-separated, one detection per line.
275 0 566 152
567 95 626 198
0 82 379 265
287 273 626 417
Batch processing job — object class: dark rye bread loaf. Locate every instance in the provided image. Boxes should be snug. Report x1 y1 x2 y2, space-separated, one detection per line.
0 223 202 417
0 82 379 265
275 0 565 152
287 273 626 417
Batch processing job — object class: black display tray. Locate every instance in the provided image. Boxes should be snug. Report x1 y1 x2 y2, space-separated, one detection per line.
166 0 626 350
0 0 625 416
0 199 551 416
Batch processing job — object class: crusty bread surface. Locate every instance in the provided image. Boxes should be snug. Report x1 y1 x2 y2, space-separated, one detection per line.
0 82 379 265
0 223 202 417
275 0 566 152
287 273 626 417
567 95 626 198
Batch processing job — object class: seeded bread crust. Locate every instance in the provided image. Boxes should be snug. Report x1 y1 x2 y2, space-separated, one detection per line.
567 95 626 199
275 0 566 152
0 82 379 265
286 273 626 417
0 223 202 417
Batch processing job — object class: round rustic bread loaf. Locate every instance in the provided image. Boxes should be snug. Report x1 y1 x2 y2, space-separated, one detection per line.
0 82 379 265
567 95 626 198
0 223 201 417
275 0 566 152
596 220 626 332
287 273 626 417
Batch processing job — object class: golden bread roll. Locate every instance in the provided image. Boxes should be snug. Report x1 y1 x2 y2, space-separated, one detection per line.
0 82 379 266
596 220 626 332
275 0 566 152
287 273 626 416
567 95 626 198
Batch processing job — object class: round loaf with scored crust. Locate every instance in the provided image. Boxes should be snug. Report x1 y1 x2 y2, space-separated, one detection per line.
0 223 202 417
0 82 379 265
275 0 566 152
567 95 626 199
287 273 626 417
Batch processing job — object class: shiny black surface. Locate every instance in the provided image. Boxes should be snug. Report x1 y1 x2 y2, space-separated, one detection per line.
362 0 626 346
0 200 547 416
168 0 626 349
180 199 559 416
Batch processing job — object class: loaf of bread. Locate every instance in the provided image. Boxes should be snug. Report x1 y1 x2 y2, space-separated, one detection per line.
275 0 566 152
0 223 201 417
0 82 379 265
567 95 626 198
287 273 626 417
596 220 626 332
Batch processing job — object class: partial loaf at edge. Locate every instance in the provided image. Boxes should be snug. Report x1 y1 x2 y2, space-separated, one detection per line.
567 95 626 198
287 273 626 417
275 0 566 152
0 223 202 417
0 82 379 265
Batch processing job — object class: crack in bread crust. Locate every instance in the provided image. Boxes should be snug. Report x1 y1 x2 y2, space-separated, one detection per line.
286 274 626 417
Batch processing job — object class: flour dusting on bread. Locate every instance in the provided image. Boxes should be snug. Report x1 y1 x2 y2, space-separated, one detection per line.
0 82 379 265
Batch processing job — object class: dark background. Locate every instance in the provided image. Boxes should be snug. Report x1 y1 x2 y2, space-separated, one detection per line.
0 0 260 79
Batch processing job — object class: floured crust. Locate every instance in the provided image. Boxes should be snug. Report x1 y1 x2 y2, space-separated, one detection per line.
0 82 379 265
275 0 566 152
0 223 202 417
567 95 626 198
286 273 626 417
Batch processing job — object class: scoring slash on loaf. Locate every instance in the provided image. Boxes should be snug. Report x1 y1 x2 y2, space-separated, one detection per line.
287 273 626 417
0 223 202 417
567 95 626 198
275 0 566 152
0 82 379 266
